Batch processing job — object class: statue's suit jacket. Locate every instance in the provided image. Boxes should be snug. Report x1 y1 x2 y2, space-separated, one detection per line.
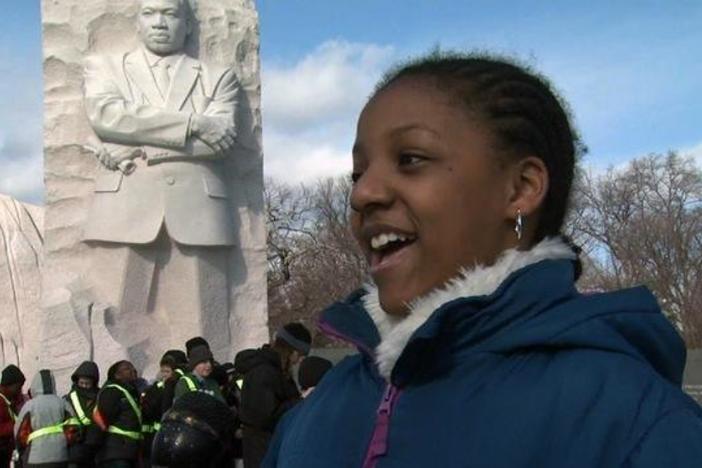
82 48 238 246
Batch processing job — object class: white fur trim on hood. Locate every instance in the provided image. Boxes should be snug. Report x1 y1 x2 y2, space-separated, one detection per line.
362 237 577 380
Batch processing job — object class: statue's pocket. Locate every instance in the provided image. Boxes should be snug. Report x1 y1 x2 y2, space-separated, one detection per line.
203 174 228 199
93 172 123 192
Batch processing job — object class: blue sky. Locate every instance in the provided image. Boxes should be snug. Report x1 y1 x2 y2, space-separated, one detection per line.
1 1 701 204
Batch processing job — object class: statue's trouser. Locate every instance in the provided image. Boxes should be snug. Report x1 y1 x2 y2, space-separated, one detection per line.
87 228 230 374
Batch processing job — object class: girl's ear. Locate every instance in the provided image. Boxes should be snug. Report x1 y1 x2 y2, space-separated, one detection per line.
504 156 549 222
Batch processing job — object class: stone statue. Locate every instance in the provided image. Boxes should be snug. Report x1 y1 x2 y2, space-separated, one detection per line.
80 0 241 366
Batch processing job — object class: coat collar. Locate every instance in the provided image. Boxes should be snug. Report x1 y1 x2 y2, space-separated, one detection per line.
365 237 576 380
319 237 577 382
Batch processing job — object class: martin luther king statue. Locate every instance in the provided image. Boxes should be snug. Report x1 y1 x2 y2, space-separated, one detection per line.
81 0 239 360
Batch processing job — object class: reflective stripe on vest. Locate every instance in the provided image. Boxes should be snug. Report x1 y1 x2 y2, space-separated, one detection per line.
0 393 16 422
104 384 142 441
180 375 198 392
141 422 162 434
69 391 92 426
175 369 185 377
236 378 244 390
107 425 142 441
27 424 64 443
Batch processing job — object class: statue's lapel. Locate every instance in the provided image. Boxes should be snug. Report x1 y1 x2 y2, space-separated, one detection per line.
124 49 165 106
167 56 200 111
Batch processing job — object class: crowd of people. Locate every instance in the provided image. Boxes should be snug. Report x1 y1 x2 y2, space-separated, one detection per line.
0 323 333 468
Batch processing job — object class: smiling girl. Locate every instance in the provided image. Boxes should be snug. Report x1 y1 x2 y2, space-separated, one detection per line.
263 52 702 468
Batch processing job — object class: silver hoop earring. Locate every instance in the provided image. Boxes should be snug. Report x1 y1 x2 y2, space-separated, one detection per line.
514 209 523 241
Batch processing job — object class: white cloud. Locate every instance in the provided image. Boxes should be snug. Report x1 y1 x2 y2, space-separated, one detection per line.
262 40 394 133
681 141 702 167
262 40 394 184
264 132 351 184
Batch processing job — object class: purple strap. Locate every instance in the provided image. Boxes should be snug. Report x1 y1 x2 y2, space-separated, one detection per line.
362 384 400 468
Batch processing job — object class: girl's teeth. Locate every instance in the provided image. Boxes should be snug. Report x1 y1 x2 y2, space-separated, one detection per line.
371 233 413 251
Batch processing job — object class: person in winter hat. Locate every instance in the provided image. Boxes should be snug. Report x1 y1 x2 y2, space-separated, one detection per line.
157 349 188 415
93 361 141 468
14 370 70 467
174 346 224 402
298 357 333 398
64 361 101 468
238 323 311 468
141 351 188 467
0 364 26 468
263 52 702 468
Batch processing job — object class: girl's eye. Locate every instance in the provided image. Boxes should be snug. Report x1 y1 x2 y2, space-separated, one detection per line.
350 172 362 183
398 153 426 166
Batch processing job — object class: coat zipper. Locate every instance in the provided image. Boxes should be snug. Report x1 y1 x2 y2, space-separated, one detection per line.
362 383 400 468
317 319 402 468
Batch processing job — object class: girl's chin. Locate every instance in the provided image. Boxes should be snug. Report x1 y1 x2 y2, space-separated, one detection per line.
378 292 412 317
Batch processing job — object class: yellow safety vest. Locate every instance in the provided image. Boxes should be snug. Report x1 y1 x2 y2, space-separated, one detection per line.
0 393 16 422
103 384 142 441
27 423 64 443
65 390 92 427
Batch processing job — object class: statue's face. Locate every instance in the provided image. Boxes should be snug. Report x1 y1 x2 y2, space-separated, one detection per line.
137 0 191 56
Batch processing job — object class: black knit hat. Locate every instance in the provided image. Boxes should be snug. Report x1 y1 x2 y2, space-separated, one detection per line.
162 350 188 368
1 365 25 386
189 345 214 370
186 337 210 356
298 356 332 390
276 322 312 355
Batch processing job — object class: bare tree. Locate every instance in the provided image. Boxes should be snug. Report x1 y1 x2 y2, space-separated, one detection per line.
266 177 366 345
573 152 702 347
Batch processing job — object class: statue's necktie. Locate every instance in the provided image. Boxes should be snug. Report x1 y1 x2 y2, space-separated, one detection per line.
154 60 171 100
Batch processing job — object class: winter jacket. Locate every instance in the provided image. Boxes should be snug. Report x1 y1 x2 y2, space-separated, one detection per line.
0 387 23 455
239 346 300 468
93 381 141 463
141 374 183 461
64 361 101 464
264 238 702 468
158 368 185 416
14 370 69 466
173 372 224 403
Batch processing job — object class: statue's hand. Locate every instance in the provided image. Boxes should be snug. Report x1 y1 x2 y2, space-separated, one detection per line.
97 146 144 172
191 114 237 153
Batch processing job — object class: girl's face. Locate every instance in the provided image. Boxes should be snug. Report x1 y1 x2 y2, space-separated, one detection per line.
194 360 213 378
351 78 519 316
160 365 174 382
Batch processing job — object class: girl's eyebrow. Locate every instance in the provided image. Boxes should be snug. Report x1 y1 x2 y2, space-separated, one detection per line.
389 123 440 138
353 123 439 156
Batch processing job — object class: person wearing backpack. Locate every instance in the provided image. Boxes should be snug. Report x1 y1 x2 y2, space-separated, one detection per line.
14 370 70 467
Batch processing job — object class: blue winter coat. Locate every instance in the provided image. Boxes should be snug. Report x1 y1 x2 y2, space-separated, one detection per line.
264 258 702 467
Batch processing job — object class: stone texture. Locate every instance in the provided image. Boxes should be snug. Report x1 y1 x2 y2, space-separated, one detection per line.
0 195 43 381
41 0 268 387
